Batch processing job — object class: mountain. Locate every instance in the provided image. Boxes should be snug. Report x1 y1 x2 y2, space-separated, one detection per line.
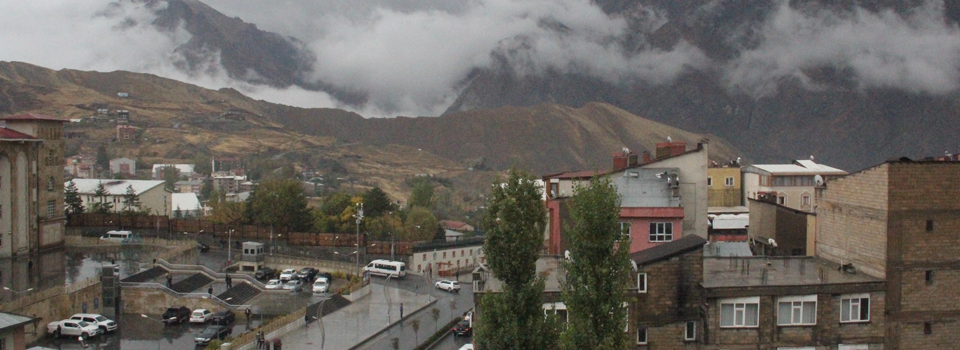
0 60 740 180
445 0 960 172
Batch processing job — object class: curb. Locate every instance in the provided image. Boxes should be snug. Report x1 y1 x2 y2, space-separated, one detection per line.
347 297 439 350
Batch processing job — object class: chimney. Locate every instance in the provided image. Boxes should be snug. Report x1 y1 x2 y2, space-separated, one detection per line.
628 153 639 167
613 148 632 171
642 151 651 164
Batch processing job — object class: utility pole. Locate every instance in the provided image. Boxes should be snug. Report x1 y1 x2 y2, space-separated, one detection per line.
354 203 364 277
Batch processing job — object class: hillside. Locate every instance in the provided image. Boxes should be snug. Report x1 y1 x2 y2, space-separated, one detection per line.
0 60 741 177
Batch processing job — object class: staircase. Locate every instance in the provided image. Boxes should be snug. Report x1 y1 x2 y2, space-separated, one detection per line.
171 273 213 293
309 294 352 318
216 282 260 305
121 266 168 283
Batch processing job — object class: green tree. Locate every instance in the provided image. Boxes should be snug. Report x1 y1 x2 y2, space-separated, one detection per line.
95 145 109 174
64 180 85 214
410 319 421 345
121 184 142 214
362 187 393 217
199 177 213 200
162 166 180 191
90 182 113 214
430 307 441 332
559 177 632 350
475 168 559 350
408 178 435 209
403 207 437 241
208 190 246 225
245 179 311 231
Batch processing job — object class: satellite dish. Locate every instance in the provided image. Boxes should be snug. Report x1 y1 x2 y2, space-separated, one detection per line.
630 260 638 272
667 136 672 142
814 175 824 187
564 250 571 261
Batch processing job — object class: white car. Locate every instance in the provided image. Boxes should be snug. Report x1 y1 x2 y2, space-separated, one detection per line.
190 309 213 324
69 313 118 333
313 277 329 294
282 279 303 292
435 280 460 292
264 279 282 290
279 269 297 281
47 319 100 339
458 344 474 350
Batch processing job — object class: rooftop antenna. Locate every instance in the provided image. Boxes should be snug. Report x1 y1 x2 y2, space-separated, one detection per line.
667 136 672 142
810 155 815 161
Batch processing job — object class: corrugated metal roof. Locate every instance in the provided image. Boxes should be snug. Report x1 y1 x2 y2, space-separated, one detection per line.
0 312 34 330
67 179 165 195
749 160 847 175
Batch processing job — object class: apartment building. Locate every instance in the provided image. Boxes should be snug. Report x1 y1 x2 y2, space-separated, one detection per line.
742 160 847 212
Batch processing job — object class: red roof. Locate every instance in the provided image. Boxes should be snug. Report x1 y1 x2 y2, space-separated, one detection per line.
0 127 38 141
1 113 67 122
440 220 469 229
542 170 605 180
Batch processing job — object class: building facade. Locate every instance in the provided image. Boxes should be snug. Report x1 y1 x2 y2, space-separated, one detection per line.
108 157 136 177
69 179 171 216
0 113 67 257
708 165 742 207
742 160 847 212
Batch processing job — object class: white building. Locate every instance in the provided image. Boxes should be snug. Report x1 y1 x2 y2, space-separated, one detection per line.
171 193 202 218
151 164 195 179
109 157 136 177
68 179 171 216
742 160 847 212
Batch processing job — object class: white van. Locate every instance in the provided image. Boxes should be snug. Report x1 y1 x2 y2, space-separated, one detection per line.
99 230 133 242
363 260 406 278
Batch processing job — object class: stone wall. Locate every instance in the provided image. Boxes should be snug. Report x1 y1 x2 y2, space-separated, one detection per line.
265 255 354 275
0 277 102 345
816 164 889 279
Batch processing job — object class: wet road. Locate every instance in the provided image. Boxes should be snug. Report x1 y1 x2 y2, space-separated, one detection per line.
34 313 263 350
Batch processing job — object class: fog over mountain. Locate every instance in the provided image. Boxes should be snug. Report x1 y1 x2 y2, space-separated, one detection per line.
4 0 958 119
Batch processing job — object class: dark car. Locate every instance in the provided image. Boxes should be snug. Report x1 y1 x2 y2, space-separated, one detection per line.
194 325 231 345
210 310 236 325
297 267 318 281
161 306 191 325
316 272 333 281
453 319 472 337
255 268 276 280
198 242 210 252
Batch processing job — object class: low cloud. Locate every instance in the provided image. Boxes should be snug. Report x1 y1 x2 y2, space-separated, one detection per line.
724 0 960 97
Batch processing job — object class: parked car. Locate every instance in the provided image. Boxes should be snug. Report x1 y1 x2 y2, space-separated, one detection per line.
210 310 236 326
161 306 191 325
98 230 132 243
279 269 297 281
298 267 318 281
313 277 330 294
198 242 210 252
264 279 283 290
435 280 460 292
194 325 231 345
316 271 333 281
457 344 474 350
453 319 473 337
189 309 213 324
255 267 277 280
282 279 303 292
47 319 100 339
69 313 118 333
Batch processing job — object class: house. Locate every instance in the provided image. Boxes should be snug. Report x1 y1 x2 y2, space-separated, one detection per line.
174 180 203 194
748 198 816 256
544 141 709 255
410 238 486 277
707 161 742 207
213 174 246 193
440 220 475 232
0 312 38 350
67 179 171 216
171 193 202 218
151 163 194 179
0 113 68 257
816 159 960 349
709 213 749 242
115 124 137 140
64 154 96 179
742 159 847 212
108 157 136 177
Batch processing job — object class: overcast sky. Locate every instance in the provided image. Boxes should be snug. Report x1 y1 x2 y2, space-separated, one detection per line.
1 0 959 117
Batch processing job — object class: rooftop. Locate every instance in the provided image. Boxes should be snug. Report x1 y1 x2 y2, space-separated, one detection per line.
746 160 847 176
0 127 39 141
631 235 707 266
703 256 881 288
0 312 34 330
711 214 749 229
172 193 201 211
702 242 753 257
67 179 166 195
1 113 68 122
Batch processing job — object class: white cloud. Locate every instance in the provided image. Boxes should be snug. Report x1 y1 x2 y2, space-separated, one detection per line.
724 0 960 97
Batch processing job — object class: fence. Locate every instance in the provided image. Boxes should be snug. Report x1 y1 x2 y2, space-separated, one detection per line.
230 306 307 350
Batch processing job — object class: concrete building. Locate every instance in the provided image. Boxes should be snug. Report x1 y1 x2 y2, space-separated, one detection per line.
174 180 203 194
63 154 96 179
115 124 136 141
410 238 486 277
0 312 37 350
108 157 136 177
709 213 749 242
707 164 742 207
68 179 171 216
171 193 202 218
742 159 847 212
0 113 67 257
816 159 960 349
151 164 194 180
212 175 246 194
748 198 817 256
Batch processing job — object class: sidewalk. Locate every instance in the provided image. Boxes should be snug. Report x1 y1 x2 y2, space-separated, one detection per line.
276 284 435 350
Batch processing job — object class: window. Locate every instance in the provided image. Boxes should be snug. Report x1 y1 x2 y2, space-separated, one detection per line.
926 220 934 232
720 297 760 328
685 321 696 341
550 182 559 197
47 200 55 218
926 270 934 284
636 327 647 345
543 302 568 322
453 251 456 258
801 194 811 207
924 322 932 335
443 252 446 259
777 194 786 205
47 177 55 191
620 222 632 238
840 294 870 323
707 177 712 186
637 273 647 293
725 177 734 186
649 223 673 242
778 295 817 326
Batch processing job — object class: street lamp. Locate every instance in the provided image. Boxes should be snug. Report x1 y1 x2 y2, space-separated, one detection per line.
140 314 163 350
353 203 364 277
4 286 34 310
228 229 234 265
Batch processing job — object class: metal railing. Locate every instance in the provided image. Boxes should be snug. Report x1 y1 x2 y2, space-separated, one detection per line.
119 282 250 309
